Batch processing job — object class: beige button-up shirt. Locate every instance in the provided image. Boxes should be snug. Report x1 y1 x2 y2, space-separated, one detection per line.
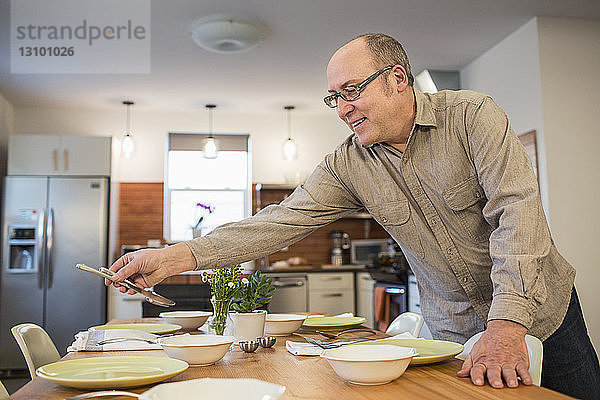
187 89 575 343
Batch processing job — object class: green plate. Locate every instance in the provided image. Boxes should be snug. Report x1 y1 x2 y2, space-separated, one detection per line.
353 338 464 365
36 356 189 389
302 316 366 329
90 323 181 335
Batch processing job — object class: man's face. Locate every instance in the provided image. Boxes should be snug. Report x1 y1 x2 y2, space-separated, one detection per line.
326 40 400 146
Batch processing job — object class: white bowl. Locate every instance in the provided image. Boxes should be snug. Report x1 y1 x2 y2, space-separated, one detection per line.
264 314 307 336
141 378 286 400
321 344 418 385
159 311 211 330
159 334 235 366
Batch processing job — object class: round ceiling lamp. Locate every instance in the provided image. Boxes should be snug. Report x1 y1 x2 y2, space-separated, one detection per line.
191 16 265 54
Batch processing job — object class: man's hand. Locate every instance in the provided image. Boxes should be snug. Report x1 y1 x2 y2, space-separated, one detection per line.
105 243 196 294
457 320 532 388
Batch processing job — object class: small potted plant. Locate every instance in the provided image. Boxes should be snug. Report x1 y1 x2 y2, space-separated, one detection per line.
229 270 276 341
202 266 242 335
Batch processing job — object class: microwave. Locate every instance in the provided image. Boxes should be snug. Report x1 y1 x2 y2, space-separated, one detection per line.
350 239 390 265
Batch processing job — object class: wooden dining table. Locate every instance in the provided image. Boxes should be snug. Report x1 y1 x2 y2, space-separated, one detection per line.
11 317 572 400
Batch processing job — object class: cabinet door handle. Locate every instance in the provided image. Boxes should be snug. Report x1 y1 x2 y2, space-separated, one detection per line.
52 149 58 171
63 149 69 171
322 293 343 297
321 276 342 281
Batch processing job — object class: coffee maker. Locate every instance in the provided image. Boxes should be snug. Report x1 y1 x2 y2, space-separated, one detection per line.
330 230 351 265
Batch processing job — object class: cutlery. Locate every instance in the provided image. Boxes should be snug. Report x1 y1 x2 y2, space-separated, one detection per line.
97 337 159 345
76 264 175 307
316 328 376 339
302 336 379 349
64 390 141 399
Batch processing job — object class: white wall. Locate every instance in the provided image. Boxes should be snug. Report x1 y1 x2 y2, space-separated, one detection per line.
461 18 547 210
461 17 600 355
14 107 349 184
537 16 600 355
0 92 14 178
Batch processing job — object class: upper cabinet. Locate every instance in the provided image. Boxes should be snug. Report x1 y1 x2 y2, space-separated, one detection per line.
8 135 111 176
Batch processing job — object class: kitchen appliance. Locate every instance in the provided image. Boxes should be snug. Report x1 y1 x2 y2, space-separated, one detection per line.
265 274 307 313
0 176 109 371
330 231 351 265
350 238 389 265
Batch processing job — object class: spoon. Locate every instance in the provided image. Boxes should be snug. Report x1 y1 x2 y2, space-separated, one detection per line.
64 390 141 399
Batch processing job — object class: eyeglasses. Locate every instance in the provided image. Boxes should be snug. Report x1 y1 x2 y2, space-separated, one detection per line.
324 65 393 108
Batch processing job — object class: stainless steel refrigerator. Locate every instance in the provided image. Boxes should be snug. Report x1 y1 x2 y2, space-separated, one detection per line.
0 176 108 370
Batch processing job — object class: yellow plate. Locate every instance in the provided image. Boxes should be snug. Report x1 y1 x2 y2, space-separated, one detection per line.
354 338 464 365
36 356 189 389
302 316 366 329
90 323 181 334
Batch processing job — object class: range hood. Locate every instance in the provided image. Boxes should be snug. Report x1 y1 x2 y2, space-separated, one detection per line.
414 69 460 93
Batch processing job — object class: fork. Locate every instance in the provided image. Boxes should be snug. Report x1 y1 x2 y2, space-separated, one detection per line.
303 336 378 349
97 337 159 345
315 328 376 339
64 390 141 399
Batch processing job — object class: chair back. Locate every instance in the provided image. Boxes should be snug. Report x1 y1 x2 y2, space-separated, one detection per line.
11 323 61 379
456 331 543 386
385 312 425 337
0 379 9 400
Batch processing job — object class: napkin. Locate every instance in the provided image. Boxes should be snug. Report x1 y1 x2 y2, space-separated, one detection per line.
286 332 417 356
68 329 163 351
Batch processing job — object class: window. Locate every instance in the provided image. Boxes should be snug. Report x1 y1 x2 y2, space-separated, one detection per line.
165 133 251 242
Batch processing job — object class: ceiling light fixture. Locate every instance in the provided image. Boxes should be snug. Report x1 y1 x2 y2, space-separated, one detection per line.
282 105 297 161
204 104 218 159
121 100 135 158
191 15 265 54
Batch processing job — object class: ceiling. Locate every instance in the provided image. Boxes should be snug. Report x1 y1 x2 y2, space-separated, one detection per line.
0 0 599 115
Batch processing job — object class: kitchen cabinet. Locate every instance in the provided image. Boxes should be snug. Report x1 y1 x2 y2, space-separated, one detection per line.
407 274 432 339
355 272 375 328
307 272 355 315
265 273 308 313
8 134 111 176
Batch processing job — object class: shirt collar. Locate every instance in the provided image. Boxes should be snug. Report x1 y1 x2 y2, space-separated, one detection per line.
413 88 437 128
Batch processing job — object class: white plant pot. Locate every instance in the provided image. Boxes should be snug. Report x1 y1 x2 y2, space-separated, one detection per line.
229 310 267 342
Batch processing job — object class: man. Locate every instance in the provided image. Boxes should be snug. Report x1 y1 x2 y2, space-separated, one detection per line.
108 34 599 398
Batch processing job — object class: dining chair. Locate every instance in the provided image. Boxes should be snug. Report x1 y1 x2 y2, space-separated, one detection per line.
0 379 9 400
385 312 425 337
11 323 61 379
455 331 543 386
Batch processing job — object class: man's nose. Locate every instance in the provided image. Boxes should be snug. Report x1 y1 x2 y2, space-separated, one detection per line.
337 98 354 119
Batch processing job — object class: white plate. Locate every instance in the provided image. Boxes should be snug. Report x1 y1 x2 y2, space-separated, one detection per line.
159 311 211 330
141 378 286 400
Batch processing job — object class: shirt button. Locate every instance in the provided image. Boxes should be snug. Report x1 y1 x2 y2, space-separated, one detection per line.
462 277 469 283
446 248 454 255
382 217 388 223
475 192 481 198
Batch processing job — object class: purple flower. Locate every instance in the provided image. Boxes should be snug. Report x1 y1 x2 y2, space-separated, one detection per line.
196 203 214 213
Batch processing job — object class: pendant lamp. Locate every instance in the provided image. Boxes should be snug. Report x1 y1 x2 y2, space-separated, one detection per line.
282 105 297 161
121 100 135 158
204 104 218 159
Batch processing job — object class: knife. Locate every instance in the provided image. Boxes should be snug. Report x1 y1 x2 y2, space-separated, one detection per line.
76 263 175 307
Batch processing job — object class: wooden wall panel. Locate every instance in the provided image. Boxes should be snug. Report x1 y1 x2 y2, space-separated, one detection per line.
118 183 164 250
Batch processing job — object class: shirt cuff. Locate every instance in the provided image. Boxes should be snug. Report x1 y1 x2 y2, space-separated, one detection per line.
487 292 535 330
184 237 219 271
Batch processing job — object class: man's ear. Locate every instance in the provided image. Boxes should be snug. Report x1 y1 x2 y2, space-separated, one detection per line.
391 65 409 92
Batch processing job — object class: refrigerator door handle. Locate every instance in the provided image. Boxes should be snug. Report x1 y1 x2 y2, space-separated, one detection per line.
37 208 46 289
47 208 55 288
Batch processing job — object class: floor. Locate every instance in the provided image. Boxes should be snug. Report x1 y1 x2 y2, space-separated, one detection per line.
1 370 29 395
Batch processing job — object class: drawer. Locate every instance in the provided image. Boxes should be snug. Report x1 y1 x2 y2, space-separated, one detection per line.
307 272 353 290
308 290 354 315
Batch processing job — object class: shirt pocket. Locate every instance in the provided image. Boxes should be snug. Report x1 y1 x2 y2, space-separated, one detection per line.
442 175 492 243
367 198 425 259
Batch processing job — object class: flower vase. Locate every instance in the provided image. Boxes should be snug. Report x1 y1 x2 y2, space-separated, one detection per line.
229 310 267 342
210 298 232 335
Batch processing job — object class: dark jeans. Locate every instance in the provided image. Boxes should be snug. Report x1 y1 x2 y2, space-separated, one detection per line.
542 288 600 399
